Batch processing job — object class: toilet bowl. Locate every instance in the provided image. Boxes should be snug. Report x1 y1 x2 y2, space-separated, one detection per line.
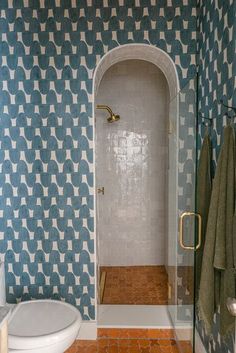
8 299 82 353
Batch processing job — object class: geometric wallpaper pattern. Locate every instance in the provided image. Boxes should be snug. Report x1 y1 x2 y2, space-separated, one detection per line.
0 0 197 320
197 0 236 352
198 0 236 162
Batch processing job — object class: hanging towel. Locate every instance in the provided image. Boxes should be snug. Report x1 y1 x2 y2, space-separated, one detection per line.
233 215 236 269
198 125 235 337
195 133 212 300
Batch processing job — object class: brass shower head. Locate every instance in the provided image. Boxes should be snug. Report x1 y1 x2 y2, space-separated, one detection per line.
96 105 120 123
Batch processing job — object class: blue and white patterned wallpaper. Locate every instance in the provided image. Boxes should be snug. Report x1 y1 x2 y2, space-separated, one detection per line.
197 0 236 352
0 0 197 320
198 0 236 161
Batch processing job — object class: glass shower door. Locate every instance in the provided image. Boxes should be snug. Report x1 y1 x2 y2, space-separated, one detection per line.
167 77 198 353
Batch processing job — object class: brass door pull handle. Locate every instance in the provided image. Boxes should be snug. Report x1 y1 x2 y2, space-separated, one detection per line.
179 212 202 250
97 187 105 195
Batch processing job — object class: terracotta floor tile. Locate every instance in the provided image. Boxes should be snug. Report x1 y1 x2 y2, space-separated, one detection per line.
119 339 131 346
147 330 174 339
98 329 174 340
129 340 139 348
129 348 142 353
159 345 179 353
100 266 168 305
66 338 179 353
129 330 149 339
150 346 162 353
138 339 150 347
159 340 175 346
178 341 192 353
65 345 79 353
150 341 159 347
108 345 119 353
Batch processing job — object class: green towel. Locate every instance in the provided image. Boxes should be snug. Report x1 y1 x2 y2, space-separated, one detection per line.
233 215 236 269
195 133 212 300
198 125 235 337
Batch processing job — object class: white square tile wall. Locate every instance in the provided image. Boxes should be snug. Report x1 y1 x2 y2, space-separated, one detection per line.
96 60 169 266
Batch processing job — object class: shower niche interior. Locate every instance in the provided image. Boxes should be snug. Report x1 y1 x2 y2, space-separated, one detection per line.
95 59 170 305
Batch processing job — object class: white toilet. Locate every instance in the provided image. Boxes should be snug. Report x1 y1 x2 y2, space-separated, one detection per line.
8 299 82 353
0 262 82 352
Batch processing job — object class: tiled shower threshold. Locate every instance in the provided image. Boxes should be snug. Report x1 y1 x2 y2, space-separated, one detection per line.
97 305 208 353
98 304 173 328
98 304 194 342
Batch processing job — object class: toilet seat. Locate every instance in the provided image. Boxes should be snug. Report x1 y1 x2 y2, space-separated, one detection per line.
8 300 82 351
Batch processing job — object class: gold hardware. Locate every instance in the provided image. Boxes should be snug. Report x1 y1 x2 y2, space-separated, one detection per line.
168 283 172 300
97 187 105 195
179 212 202 250
99 271 106 304
96 105 120 123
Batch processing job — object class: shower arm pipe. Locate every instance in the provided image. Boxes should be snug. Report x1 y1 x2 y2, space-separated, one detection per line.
96 105 113 115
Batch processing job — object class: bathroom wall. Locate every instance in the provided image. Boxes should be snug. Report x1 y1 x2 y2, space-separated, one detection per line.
0 0 197 320
198 0 236 160
96 60 168 266
197 0 236 352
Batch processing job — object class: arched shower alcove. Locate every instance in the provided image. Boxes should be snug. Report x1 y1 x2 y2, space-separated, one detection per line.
93 44 180 327
93 44 179 100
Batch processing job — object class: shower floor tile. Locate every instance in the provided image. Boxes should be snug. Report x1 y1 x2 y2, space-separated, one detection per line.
100 266 168 305
66 338 179 353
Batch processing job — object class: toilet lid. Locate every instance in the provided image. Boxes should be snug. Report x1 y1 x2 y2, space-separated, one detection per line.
8 300 82 350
